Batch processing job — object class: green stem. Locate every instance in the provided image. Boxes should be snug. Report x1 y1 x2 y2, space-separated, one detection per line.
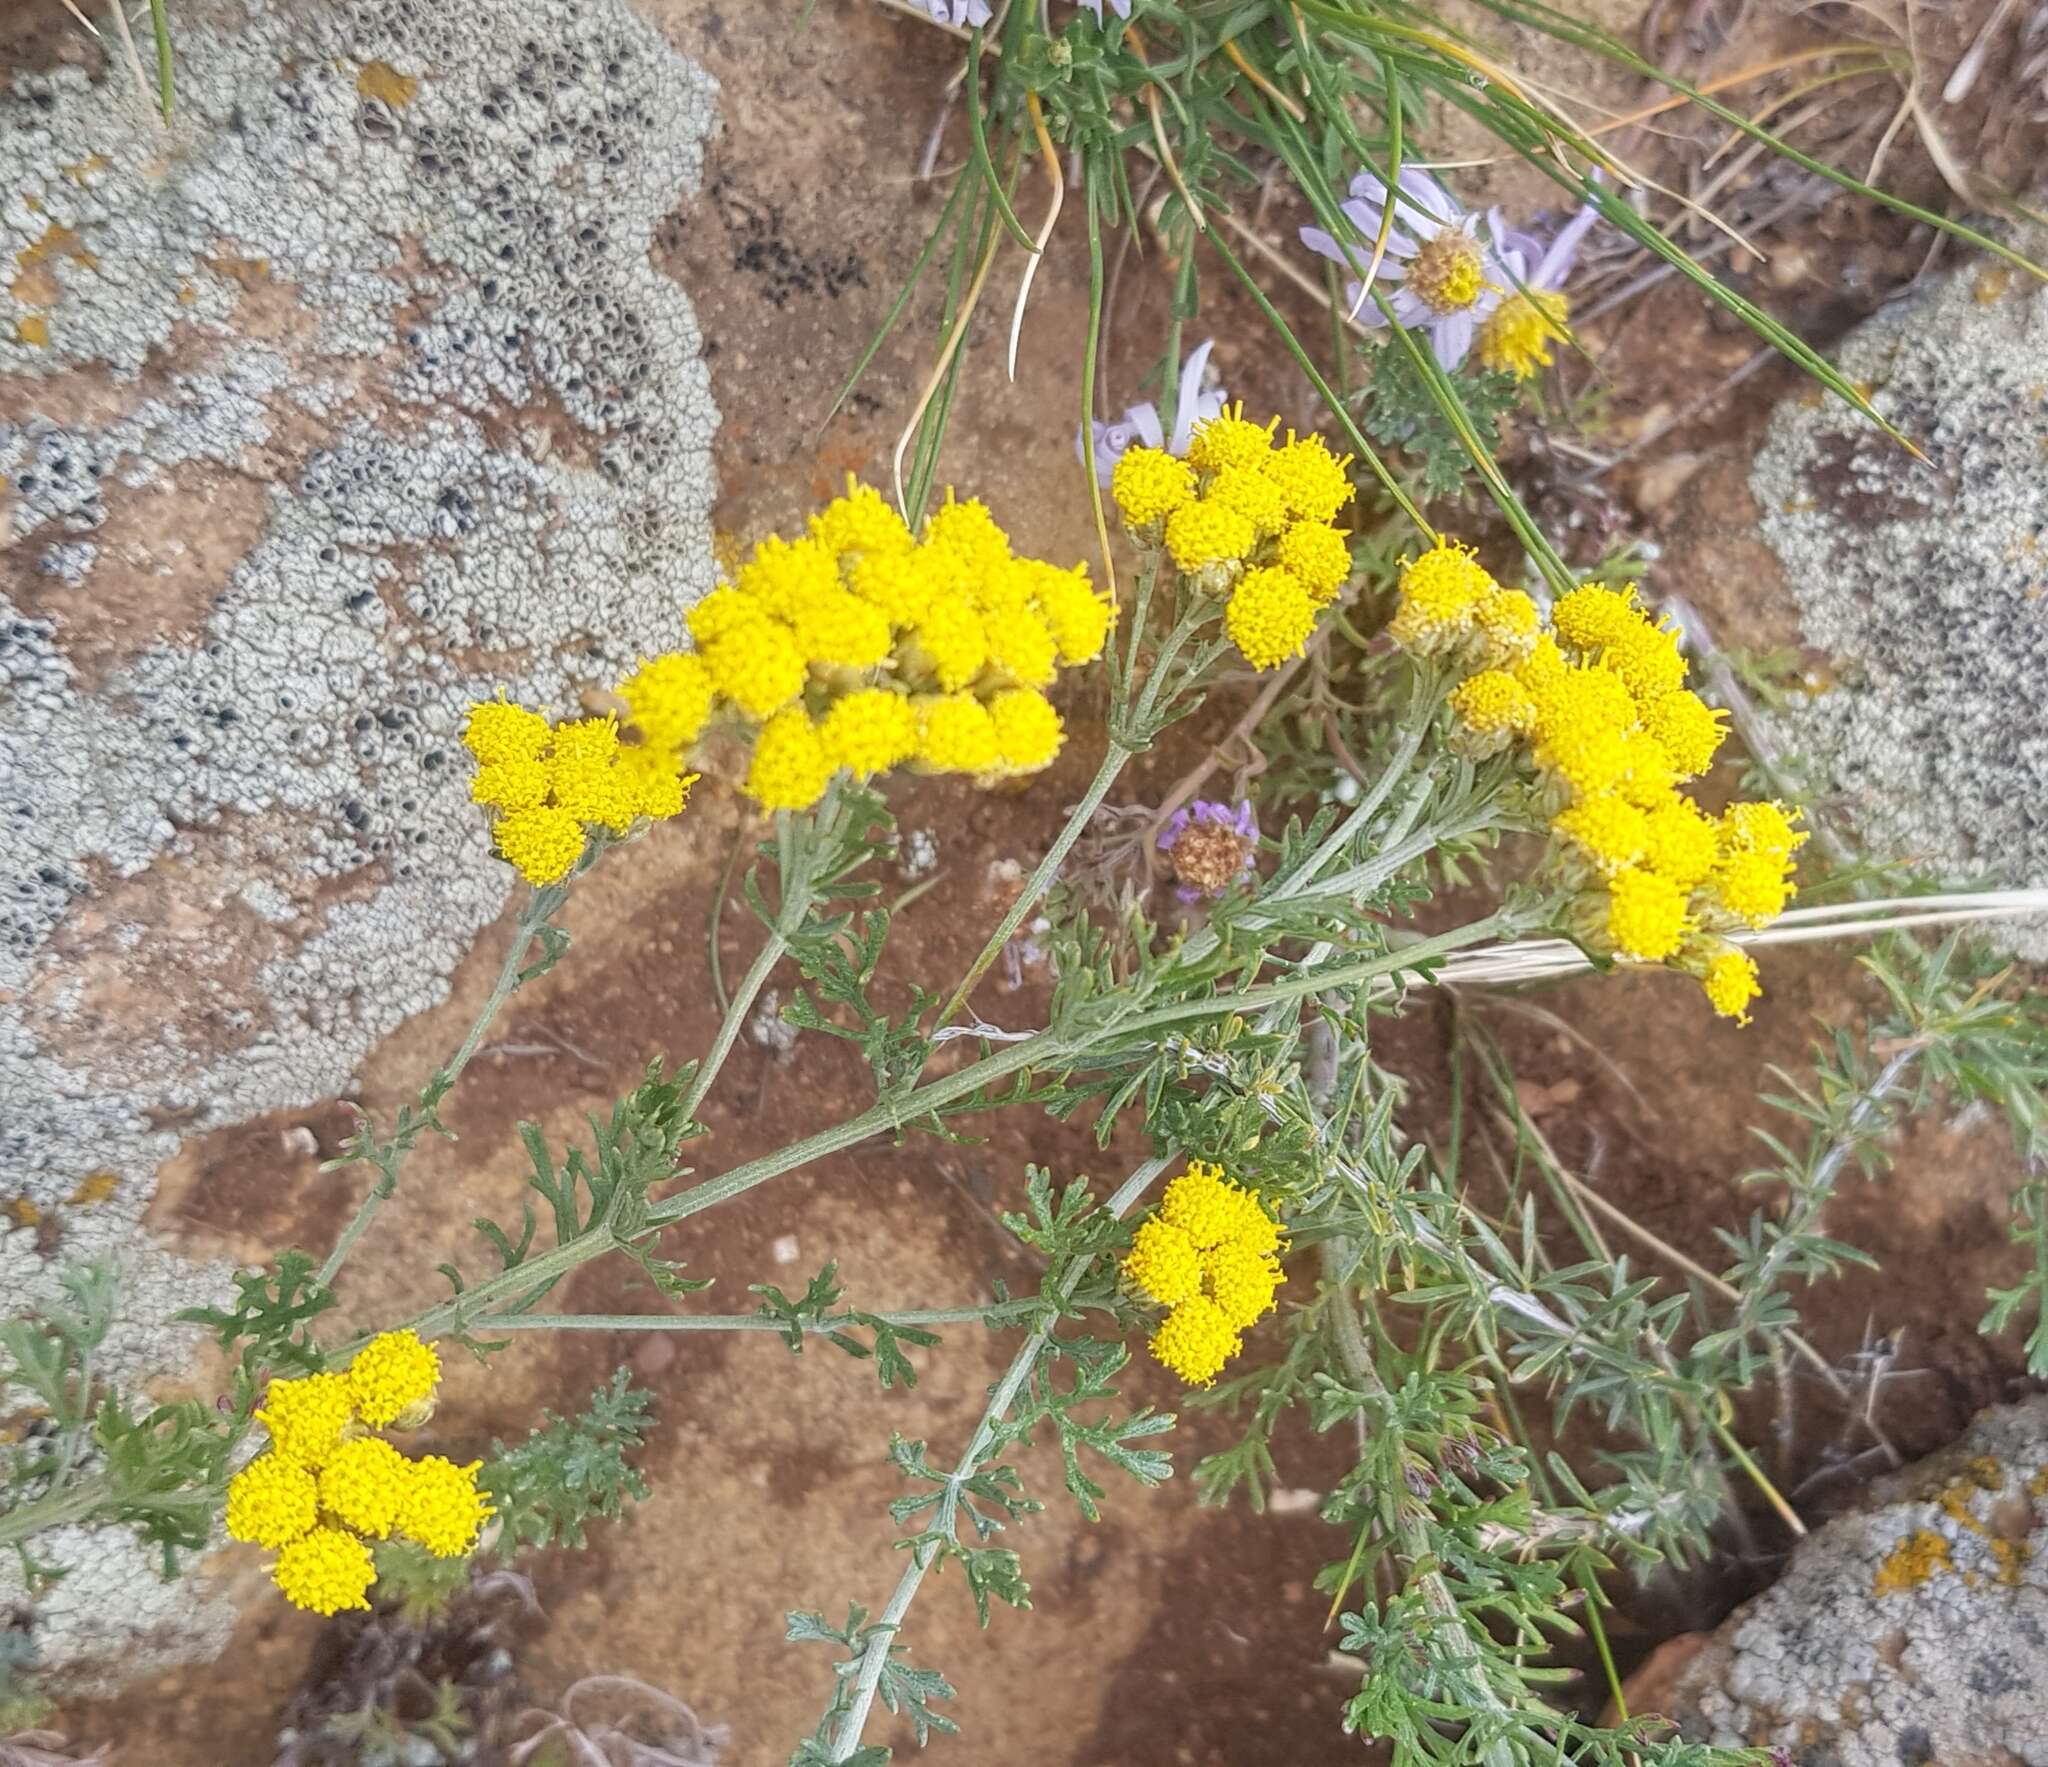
826 1152 1173 1762
0 1474 109 1552
317 876 569 1291
147 0 174 121
479 1301 1041 1335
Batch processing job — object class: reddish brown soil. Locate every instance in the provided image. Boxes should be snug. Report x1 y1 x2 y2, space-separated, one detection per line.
32 0 2048 1760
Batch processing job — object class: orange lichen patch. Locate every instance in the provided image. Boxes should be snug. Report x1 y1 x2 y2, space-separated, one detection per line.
176 279 198 307
12 220 98 311
1937 1461 2006 1536
2029 1466 2048 1500
356 61 419 106
62 154 109 184
1975 267 2014 305
68 1170 119 1207
16 314 49 347
7 1196 42 1229
1991 1537 2032 1588
1873 1529 1953 1596
205 254 273 289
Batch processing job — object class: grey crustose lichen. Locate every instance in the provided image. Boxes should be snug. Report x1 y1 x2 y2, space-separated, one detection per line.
0 0 719 1687
1750 263 2048 954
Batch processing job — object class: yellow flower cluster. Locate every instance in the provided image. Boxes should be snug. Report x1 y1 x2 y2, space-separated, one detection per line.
1396 559 1805 1023
226 1331 493 1615
611 480 1110 814
1122 1162 1286 1387
463 700 696 886
1110 406 1356 673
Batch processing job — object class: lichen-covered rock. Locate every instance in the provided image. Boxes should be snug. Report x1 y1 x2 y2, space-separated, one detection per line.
1750 260 2048 956
0 0 718 1685
1653 1396 2048 1767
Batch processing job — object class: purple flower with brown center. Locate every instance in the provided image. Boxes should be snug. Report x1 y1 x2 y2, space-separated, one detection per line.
1158 799 1260 899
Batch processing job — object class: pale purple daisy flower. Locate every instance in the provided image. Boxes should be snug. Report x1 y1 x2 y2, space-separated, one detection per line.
1076 0 1135 20
1300 167 1504 370
1158 798 1259 900
928 0 993 26
1080 338 1226 486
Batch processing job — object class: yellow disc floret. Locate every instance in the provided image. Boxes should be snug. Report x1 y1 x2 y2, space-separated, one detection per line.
1605 867 1689 961
346 1329 441 1429
1477 289 1570 380
1149 1295 1241 1387
1159 1161 1242 1252
225 1452 319 1550
1164 499 1257 575
1225 566 1317 670
273 1525 377 1615
1202 1240 1283 1331
1264 433 1354 524
909 595 989 693
1535 722 1630 799
470 757 550 813
1473 588 1542 667
1605 620 1688 703
1186 404 1277 474
1551 583 1643 657
1204 464 1290 539
1449 670 1537 742
617 653 715 754
1721 799 1807 864
848 549 940 628
819 689 919 778
1702 947 1762 1025
792 588 894 670
923 496 1012 575
1111 446 1196 528
703 624 807 719
914 693 1000 773
745 707 834 811
398 1456 493 1559
318 1436 415 1538
1030 564 1113 664
462 700 551 767
987 688 1064 775
686 584 768 648
615 748 695 822
982 601 1059 689
493 805 586 885
1388 540 1492 652
1638 689 1727 779
255 1372 355 1469
1711 848 1793 930
1123 1216 1203 1307
1274 521 1351 603
809 480 913 561
1641 796 1721 889
1553 793 1649 878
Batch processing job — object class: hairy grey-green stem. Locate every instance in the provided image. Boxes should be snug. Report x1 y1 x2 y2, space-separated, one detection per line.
825 1152 1173 1762
478 1300 1044 1335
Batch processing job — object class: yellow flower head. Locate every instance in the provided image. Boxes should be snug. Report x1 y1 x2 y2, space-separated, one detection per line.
1264 433 1354 524
1028 563 1113 665
687 584 771 649
1164 499 1257 575
819 689 919 778
1477 289 1570 380
1529 663 1636 743
1638 689 1727 779
547 727 637 832
318 1435 415 1538
923 496 1012 576
1702 947 1762 1026
702 624 807 719
909 594 989 693
617 653 715 755
1514 631 1569 692
1473 588 1541 667
1605 867 1689 961
1388 541 1492 652
470 757 550 813
848 548 940 628
1535 722 1630 800
462 700 551 768
1615 730 1678 810
736 534 840 622
809 480 913 561
1274 521 1351 603
1224 566 1317 671
1149 1294 1241 1387
1159 1160 1244 1252
273 1525 376 1615
1123 1216 1203 1307
913 693 1000 774
1551 583 1643 657
745 707 834 811
1202 1239 1283 1331
1111 446 1196 528
1604 620 1688 703
225 1452 318 1549
1186 403 1278 475
988 688 1065 775
1641 796 1720 889
1449 670 1537 744
1220 1185 1284 1260
398 1456 493 1559
983 600 1059 690
1553 793 1648 878
256 1372 355 1469
791 586 893 670
1204 463 1290 539
346 1329 441 1429
494 804 586 885
1721 799 1807 864
615 747 696 822
1711 849 1793 930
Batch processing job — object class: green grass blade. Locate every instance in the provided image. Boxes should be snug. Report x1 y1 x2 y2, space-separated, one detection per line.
965 29 1038 255
822 172 969 430
148 0 174 122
